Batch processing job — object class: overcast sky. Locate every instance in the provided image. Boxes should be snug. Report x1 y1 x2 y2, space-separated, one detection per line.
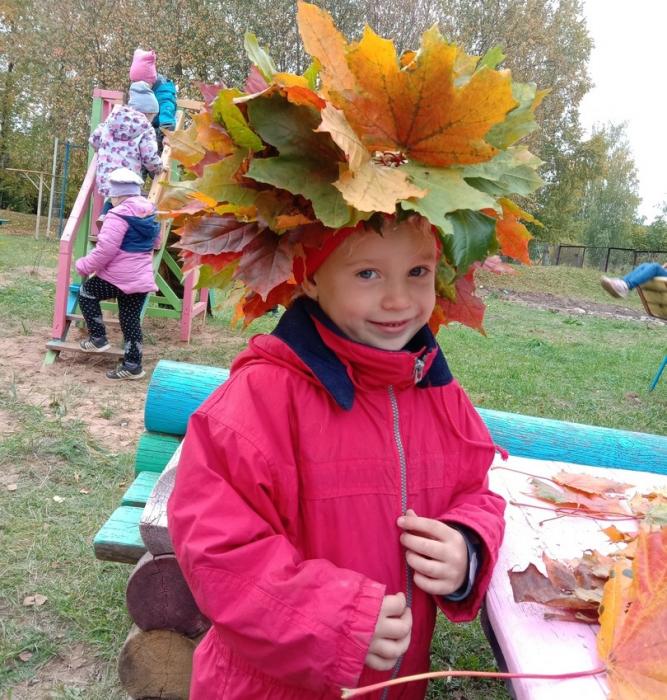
579 0 666 222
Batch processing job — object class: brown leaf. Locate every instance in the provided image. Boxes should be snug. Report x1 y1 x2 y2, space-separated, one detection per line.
553 470 633 496
23 594 48 607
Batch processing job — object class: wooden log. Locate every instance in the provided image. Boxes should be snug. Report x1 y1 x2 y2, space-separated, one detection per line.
144 360 228 435
134 431 181 475
118 624 201 700
122 471 160 508
126 552 209 637
144 360 667 474
140 446 181 555
478 407 667 474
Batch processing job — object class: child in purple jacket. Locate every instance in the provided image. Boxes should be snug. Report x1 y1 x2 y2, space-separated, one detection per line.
75 168 160 380
89 81 163 211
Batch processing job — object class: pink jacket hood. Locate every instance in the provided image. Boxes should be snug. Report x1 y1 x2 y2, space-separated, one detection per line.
168 298 506 699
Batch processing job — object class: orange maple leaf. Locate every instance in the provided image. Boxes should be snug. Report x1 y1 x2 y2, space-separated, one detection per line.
434 272 486 333
297 2 516 167
597 527 667 699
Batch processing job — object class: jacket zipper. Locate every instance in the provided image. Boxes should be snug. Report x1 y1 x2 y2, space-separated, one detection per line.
382 384 413 699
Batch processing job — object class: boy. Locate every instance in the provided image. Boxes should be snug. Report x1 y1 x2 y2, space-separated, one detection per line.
75 168 160 380
168 214 506 698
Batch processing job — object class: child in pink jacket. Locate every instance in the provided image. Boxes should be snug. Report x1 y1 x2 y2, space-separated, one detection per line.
75 168 160 380
168 215 506 698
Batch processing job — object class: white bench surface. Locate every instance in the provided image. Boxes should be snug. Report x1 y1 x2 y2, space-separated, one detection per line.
486 454 667 700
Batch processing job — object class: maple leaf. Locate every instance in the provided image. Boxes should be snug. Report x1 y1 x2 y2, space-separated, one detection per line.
528 477 628 517
597 528 667 699
434 271 486 332
553 470 633 497
196 81 227 106
240 281 297 325
167 121 206 169
298 2 516 167
192 112 235 156
212 88 263 152
461 147 544 197
316 103 426 213
244 32 277 82
441 210 498 273
234 228 295 299
245 65 269 94
487 82 549 149
173 215 264 256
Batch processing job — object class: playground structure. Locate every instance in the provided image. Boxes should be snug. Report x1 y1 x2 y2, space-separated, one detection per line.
637 277 667 390
92 358 667 699
44 88 209 365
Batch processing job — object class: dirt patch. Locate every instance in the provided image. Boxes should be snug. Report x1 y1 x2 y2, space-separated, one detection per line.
481 288 666 325
7 643 102 699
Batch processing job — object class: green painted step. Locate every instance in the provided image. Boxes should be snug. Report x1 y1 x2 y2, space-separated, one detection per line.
121 471 160 507
134 431 181 475
93 506 146 564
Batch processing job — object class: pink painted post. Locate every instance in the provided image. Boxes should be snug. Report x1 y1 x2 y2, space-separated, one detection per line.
51 157 97 339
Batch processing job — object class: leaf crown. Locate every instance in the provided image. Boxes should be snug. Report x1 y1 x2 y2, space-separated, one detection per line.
162 1 546 330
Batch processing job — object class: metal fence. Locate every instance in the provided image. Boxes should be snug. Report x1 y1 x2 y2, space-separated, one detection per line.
528 242 666 273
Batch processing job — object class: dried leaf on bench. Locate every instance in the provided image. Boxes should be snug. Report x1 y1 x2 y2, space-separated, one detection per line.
528 477 628 516
508 551 613 617
552 470 632 496
597 527 667 700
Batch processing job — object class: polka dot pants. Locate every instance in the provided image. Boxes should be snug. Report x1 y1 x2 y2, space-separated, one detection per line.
79 277 147 366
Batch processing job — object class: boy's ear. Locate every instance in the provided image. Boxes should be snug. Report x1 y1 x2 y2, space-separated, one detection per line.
301 275 318 301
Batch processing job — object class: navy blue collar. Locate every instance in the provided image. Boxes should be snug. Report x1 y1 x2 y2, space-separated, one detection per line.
272 297 453 410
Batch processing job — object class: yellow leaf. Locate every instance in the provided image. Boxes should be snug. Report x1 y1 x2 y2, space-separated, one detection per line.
167 122 206 168
192 112 234 156
335 161 426 213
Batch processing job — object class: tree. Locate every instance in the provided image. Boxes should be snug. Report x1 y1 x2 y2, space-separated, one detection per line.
578 123 641 254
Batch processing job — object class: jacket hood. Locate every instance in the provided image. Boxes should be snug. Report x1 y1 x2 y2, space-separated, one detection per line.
111 195 155 218
107 104 154 140
235 297 453 410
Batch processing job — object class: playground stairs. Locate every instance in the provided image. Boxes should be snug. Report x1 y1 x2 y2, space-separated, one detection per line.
45 89 208 366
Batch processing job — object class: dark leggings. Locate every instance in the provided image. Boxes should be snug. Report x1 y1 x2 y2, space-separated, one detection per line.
79 277 147 366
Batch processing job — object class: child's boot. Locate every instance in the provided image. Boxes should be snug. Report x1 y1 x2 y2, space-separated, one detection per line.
106 361 146 380
80 337 111 353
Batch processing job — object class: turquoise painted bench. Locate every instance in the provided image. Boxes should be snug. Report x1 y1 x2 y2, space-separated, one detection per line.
93 359 667 565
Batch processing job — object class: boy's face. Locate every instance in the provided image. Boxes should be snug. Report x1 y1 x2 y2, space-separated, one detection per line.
302 218 437 351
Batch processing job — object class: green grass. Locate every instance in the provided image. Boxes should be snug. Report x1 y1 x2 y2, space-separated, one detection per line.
1 225 666 698
0 395 130 699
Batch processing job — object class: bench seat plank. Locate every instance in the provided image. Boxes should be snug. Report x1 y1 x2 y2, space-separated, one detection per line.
122 471 161 508
93 506 146 564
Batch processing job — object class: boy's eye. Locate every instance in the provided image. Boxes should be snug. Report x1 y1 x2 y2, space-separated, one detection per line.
409 266 430 277
357 269 378 280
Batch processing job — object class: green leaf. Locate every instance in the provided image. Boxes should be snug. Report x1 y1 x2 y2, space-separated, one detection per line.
435 256 457 300
486 82 545 149
196 152 258 207
243 32 277 82
442 210 498 272
212 89 263 152
302 58 321 90
400 163 498 232
196 260 239 289
462 147 544 196
478 45 506 71
247 157 351 228
247 94 340 160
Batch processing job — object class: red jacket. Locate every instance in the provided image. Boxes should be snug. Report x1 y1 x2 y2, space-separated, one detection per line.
168 298 506 699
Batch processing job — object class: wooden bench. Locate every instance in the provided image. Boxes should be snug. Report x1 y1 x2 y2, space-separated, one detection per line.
93 359 667 699
0 218 10 226
486 456 667 700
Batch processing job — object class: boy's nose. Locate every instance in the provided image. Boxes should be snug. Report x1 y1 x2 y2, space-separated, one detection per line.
381 282 411 309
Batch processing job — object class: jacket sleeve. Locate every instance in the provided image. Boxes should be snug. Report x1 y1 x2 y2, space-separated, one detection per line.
167 405 385 693
75 212 127 277
435 386 506 622
139 128 162 174
89 123 103 151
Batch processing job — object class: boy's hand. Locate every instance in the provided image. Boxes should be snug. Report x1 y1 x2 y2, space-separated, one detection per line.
397 509 468 596
365 592 412 671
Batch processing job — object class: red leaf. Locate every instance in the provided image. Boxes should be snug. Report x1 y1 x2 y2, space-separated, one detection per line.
245 65 269 94
234 230 295 299
197 81 226 106
173 215 264 256
240 281 297 325
434 271 486 332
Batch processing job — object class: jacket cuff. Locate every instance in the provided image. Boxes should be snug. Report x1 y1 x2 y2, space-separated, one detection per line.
331 578 385 689
442 524 482 602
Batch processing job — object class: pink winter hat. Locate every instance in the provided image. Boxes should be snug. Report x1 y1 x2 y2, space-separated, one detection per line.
130 48 157 84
